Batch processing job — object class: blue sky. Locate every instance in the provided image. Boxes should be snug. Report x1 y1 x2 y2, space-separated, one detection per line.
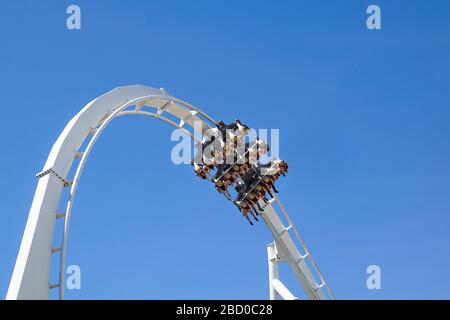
0 0 449 299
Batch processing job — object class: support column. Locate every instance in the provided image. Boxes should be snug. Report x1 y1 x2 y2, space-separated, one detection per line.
267 242 281 300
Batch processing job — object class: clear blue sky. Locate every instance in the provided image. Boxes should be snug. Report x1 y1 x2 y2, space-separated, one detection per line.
0 0 449 299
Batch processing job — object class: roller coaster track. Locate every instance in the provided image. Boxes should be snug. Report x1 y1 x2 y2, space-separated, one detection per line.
6 85 334 300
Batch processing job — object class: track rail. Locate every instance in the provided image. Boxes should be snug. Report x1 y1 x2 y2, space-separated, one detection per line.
6 85 333 300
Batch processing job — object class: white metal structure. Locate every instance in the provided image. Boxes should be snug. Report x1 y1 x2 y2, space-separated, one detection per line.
6 85 334 300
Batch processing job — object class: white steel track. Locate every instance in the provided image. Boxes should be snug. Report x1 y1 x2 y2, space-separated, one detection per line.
6 85 334 300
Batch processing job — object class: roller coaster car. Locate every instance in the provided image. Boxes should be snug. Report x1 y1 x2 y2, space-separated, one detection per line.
213 139 260 175
222 138 267 164
198 120 251 166
234 172 265 204
198 137 235 168
191 160 213 180
212 159 255 194
243 140 269 164
213 163 239 193
217 119 249 142
234 192 264 226
198 138 223 167
257 159 288 177
233 160 288 224
233 168 262 223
